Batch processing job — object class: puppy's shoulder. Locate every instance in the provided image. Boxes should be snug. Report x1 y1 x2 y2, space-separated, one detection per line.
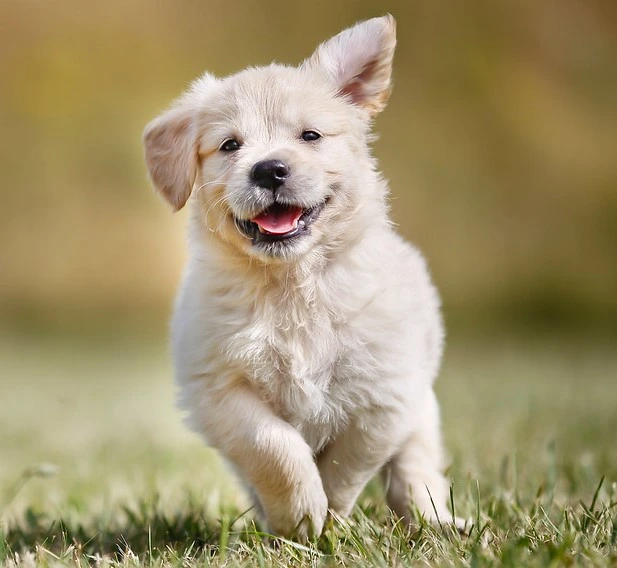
364 228 432 281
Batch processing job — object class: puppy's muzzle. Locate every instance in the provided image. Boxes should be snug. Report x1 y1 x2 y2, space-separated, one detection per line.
251 159 290 193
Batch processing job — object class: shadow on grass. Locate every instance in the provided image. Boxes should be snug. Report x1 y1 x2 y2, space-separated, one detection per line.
1 504 239 561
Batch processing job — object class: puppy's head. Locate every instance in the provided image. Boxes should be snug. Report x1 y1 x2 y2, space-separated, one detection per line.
144 16 396 262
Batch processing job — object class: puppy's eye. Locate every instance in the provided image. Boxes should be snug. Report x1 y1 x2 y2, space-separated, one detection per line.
301 130 321 142
219 138 241 152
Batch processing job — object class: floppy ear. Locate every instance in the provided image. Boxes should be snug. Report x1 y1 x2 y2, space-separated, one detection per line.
143 73 217 211
143 106 198 211
306 15 397 117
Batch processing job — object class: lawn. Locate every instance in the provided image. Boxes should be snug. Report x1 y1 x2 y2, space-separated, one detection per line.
1 329 616 566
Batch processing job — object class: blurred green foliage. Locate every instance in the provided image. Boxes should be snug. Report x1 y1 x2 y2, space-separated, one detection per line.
1 0 616 335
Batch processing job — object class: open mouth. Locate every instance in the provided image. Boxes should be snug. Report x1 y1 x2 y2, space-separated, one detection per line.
235 200 327 243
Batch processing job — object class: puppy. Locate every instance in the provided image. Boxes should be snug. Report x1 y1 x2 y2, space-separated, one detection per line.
144 15 458 540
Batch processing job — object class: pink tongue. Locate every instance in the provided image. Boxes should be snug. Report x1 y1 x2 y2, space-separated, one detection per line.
252 206 303 235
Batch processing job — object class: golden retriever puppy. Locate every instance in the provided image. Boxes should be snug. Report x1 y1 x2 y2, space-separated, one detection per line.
144 15 459 540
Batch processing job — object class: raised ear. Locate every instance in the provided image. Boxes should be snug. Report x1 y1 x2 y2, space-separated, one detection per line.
143 73 217 211
305 15 397 117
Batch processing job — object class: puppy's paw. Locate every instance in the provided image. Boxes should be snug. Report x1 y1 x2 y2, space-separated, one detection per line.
452 515 471 536
421 511 471 537
437 516 472 537
266 477 328 542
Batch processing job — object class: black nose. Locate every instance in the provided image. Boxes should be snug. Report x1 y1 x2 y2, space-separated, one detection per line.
250 159 290 191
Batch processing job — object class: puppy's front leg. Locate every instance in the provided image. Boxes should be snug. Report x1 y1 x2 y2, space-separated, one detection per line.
317 410 404 518
203 384 327 540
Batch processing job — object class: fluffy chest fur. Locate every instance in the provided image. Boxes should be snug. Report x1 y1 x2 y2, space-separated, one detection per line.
218 271 383 450
224 288 342 432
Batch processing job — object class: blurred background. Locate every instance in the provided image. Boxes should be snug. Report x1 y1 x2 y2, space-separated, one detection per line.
1 0 616 336
1 0 616 528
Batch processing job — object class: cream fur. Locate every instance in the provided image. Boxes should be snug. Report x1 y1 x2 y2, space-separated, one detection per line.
144 15 460 540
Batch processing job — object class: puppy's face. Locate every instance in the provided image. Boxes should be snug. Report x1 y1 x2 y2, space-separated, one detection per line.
144 16 396 262
193 69 370 261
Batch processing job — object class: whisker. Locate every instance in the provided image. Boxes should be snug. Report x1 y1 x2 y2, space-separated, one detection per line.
233 217 252 241
203 194 229 232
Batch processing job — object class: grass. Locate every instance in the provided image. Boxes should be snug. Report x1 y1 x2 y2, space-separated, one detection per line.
1 329 616 566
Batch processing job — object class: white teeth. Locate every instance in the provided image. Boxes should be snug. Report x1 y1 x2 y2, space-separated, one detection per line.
298 220 306 228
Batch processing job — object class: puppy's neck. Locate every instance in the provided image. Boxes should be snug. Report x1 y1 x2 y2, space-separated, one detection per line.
196 230 329 285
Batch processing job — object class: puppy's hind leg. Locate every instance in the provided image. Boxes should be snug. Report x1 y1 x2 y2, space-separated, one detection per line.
317 409 408 519
383 389 465 531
